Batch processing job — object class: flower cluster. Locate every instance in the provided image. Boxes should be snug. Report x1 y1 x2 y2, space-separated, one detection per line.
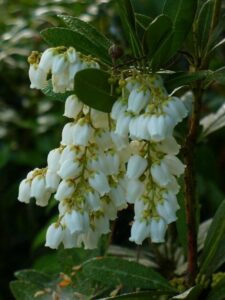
28 46 99 93
19 48 189 249
111 75 188 243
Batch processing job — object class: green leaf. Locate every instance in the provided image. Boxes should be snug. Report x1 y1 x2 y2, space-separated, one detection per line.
14 270 53 287
57 15 111 52
150 30 175 71
151 0 197 69
99 291 171 300
207 278 225 300
164 71 212 92
199 200 225 276
208 67 225 84
144 14 173 61
135 13 153 29
82 257 175 292
74 69 117 113
196 0 214 54
115 0 142 57
42 80 73 102
10 281 41 300
41 27 111 64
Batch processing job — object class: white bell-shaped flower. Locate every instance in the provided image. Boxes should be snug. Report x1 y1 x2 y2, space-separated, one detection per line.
47 148 61 172
36 190 51 207
163 97 188 124
38 48 55 73
30 175 46 199
45 170 61 192
81 229 100 250
61 123 74 145
45 223 64 249
111 132 128 150
101 199 118 220
115 113 132 137
55 180 75 201
88 171 110 196
64 95 83 119
151 161 172 187
126 154 147 179
126 179 144 203
111 98 127 120
85 190 101 211
18 179 31 203
95 130 113 150
156 200 177 224
62 228 80 249
150 218 167 243
127 88 150 114
72 119 92 146
163 155 185 176
64 210 89 234
147 114 174 141
129 219 150 245
29 64 47 89
156 137 180 155
57 159 82 179
109 183 127 209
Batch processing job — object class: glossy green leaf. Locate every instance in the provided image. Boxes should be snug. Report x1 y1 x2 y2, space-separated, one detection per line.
151 0 197 69
144 14 173 61
115 0 142 57
135 13 153 29
196 0 214 54
206 278 225 300
41 27 111 64
10 269 80 300
74 69 117 113
164 70 212 92
42 80 73 102
10 281 42 300
99 291 171 300
199 200 225 276
57 15 111 51
82 257 175 292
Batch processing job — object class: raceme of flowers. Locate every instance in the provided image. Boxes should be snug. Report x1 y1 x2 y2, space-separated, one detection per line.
18 46 189 249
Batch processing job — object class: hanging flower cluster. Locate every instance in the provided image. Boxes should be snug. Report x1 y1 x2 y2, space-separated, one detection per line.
18 46 189 249
28 46 99 93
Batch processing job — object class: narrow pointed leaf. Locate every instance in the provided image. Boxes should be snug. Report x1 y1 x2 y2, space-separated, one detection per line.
82 257 175 292
41 27 111 64
115 0 142 57
199 200 225 276
164 70 212 92
74 69 117 113
99 291 172 300
151 0 197 69
57 15 111 51
144 14 173 60
135 13 153 29
196 0 214 53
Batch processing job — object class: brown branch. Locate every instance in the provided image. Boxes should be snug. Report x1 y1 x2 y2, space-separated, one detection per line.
183 85 203 286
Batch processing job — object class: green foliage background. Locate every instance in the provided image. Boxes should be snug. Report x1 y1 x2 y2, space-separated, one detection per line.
1 0 225 299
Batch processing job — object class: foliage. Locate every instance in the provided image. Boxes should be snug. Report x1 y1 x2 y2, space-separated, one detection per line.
1 0 225 300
